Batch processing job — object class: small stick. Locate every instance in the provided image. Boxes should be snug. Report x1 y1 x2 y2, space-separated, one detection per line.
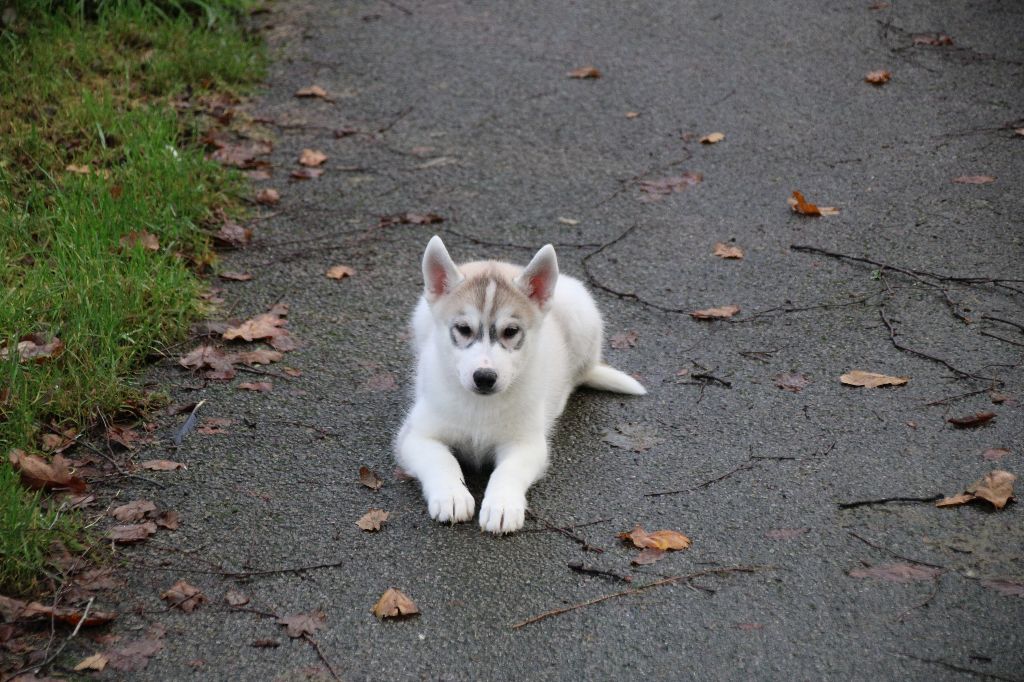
303 633 341 680
129 559 345 580
923 388 991 406
982 315 1024 333
981 330 1024 348
897 652 1019 682
9 597 93 678
838 494 943 509
879 308 998 384
567 561 633 583
645 460 756 497
847 531 945 569
896 578 942 621
511 566 764 629
527 511 603 553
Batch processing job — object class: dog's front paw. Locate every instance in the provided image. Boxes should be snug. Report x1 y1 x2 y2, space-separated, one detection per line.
426 485 475 524
479 491 527 534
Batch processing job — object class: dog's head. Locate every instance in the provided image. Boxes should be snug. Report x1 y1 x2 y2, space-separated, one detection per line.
421 235 558 396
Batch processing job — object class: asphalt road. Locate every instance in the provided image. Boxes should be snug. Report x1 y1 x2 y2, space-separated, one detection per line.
94 1 1023 679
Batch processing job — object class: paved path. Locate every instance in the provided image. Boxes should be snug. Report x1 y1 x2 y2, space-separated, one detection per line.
105 1 1022 679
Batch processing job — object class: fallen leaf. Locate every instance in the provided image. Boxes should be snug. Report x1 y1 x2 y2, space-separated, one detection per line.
283 367 303 377
255 188 280 205
700 132 725 144
610 330 639 349
912 33 954 46
179 345 236 380
631 548 666 565
238 381 273 392
359 466 383 490
155 510 179 530
110 499 157 523
208 139 272 169
252 638 280 648
73 567 123 592
952 175 996 185
765 528 809 540
106 424 148 450
214 220 252 248
278 610 326 637
74 653 109 671
937 470 1016 510
105 626 165 672
603 423 663 452
291 167 324 180
848 563 941 582
775 373 810 393
982 448 1010 461
839 370 909 388
299 149 328 167
235 349 283 365
161 580 206 613
625 111 640 119
713 242 743 259
736 622 764 631
864 69 892 85
246 169 272 180
0 594 116 627
372 588 420 619
357 508 390 531
225 589 250 607
108 522 157 544
947 411 996 428
980 579 1024 597
638 172 702 200
788 190 839 216
567 65 601 79
224 304 293 350
1014 128 1024 138
140 459 186 471
990 391 1010 404
41 428 76 453
66 163 91 174
617 525 692 551
326 265 355 280
690 305 740 320
119 231 160 252
220 271 253 281
557 217 580 226
295 85 329 98
8 450 86 493
1 334 65 363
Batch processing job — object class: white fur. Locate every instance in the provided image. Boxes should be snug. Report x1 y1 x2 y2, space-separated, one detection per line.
396 237 645 534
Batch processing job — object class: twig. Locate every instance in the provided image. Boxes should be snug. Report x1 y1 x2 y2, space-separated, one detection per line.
982 315 1024 333
879 307 999 384
567 561 632 583
129 559 345 580
684 372 732 388
981 330 1024 348
511 566 765 629
838 494 943 509
924 388 991 406
527 511 603 553
236 365 295 381
10 597 94 678
896 577 942 621
377 105 413 134
897 652 1020 681
303 633 341 680
645 460 757 497
847 531 945 569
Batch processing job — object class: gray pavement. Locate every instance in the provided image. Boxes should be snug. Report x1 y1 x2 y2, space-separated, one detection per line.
97 1 1023 679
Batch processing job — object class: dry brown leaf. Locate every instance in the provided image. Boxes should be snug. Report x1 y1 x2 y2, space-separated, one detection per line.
140 459 186 471
108 522 157 544
864 69 892 85
8 449 86 493
952 175 996 185
238 381 272 392
617 525 691 551
609 330 639 349
295 85 328 98
225 589 250 607
765 528 810 540
848 563 941 582
603 423 663 453
638 172 702 200
326 265 355 280
178 345 236 380
625 111 640 119
299 148 328 167
255 188 280 205
234 349 283 365
372 588 420 619
0 594 116 627
690 305 740 320
356 508 390 531
214 220 252 248
119 231 160 252
66 163 91 174
161 580 206 613
982 448 1010 461
1 334 65 363
110 500 157 523
224 305 292 348
912 33 954 46
775 373 810 393
74 653 109 671
937 470 1016 510
935 492 975 508
290 167 324 180
219 271 253 281
359 465 383 491
283 367 302 377
700 132 725 144
277 610 326 638
788 190 839 216
567 65 601 79
947 411 996 428
839 370 909 388
106 424 149 450
155 510 179 530
208 139 272 169
713 242 743 259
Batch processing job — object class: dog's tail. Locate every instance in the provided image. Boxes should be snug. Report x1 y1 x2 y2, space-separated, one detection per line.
581 363 647 396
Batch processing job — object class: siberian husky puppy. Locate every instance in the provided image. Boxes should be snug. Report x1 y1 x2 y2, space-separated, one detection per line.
396 236 645 534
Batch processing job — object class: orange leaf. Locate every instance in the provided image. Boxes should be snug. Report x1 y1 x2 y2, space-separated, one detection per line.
299 149 327 167
690 305 740 320
712 242 743 259
372 588 420 619
326 265 355 280
567 66 601 79
700 132 725 144
865 69 892 85
788 190 839 216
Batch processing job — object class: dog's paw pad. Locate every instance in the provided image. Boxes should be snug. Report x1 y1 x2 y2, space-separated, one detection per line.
479 493 526 534
427 486 475 524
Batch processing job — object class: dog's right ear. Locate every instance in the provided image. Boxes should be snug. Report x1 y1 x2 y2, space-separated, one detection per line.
422 235 463 302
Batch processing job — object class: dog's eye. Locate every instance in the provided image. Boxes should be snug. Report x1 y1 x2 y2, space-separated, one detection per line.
455 323 473 337
502 326 519 339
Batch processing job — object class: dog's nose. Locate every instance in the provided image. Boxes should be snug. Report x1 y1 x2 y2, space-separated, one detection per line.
473 368 497 392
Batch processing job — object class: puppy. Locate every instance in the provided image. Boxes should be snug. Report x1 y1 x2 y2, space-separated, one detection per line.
396 236 645 533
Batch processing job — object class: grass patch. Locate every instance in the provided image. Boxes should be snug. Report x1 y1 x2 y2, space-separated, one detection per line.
0 0 264 593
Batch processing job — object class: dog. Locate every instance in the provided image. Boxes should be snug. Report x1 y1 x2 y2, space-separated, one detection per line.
395 235 646 534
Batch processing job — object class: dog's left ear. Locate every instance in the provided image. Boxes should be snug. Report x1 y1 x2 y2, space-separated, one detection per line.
516 244 559 309
422 235 463 302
